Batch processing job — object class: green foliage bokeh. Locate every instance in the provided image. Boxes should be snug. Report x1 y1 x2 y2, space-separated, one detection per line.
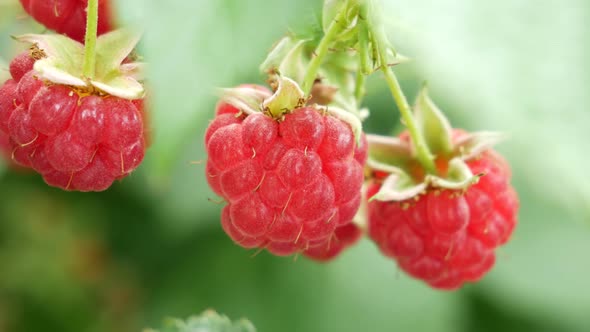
1 0 589 331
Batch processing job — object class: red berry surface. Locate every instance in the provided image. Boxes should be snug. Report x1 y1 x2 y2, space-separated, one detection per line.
368 146 518 290
0 51 146 191
303 223 363 261
205 93 368 258
19 0 113 43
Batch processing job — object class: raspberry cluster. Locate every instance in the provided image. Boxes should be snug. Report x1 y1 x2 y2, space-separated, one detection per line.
19 0 112 42
0 51 146 191
205 95 367 258
368 149 518 290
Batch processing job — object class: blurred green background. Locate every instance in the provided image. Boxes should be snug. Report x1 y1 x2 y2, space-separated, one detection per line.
1 0 589 331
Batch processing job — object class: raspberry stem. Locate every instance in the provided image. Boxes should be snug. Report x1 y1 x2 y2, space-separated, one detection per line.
301 1 350 96
354 69 366 107
363 1 437 174
82 0 99 79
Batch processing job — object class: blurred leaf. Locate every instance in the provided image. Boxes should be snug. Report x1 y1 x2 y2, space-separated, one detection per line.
382 0 590 329
114 0 324 229
143 229 466 332
116 0 321 186
146 311 256 332
387 0 590 222
476 184 590 331
0 56 8 82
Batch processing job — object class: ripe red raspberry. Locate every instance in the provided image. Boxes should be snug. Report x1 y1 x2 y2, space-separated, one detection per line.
0 51 146 191
206 94 367 258
368 147 518 290
19 0 113 43
303 223 363 261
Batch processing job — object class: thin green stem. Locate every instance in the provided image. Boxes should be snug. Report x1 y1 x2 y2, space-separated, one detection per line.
354 69 366 107
301 1 350 95
364 1 437 174
82 0 98 79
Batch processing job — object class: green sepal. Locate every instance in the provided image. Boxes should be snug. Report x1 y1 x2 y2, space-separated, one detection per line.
370 172 427 202
454 131 507 160
17 34 86 86
370 158 482 202
367 134 486 202
259 36 309 83
262 75 305 118
146 310 256 332
366 134 413 171
16 29 145 100
94 28 142 79
427 158 481 189
414 85 453 156
218 85 272 115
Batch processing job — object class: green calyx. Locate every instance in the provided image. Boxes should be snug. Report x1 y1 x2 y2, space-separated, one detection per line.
262 74 306 118
218 74 364 144
368 87 506 202
16 29 145 100
259 0 370 120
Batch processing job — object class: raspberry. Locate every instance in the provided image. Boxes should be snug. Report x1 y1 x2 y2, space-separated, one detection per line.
0 51 146 191
206 95 367 258
19 0 112 43
368 148 518 290
303 223 363 261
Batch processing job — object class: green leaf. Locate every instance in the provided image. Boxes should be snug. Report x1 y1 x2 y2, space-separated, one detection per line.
414 86 453 156
147 310 256 332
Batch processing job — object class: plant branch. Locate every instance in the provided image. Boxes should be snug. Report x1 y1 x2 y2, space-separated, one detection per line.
301 1 350 95
364 0 437 174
